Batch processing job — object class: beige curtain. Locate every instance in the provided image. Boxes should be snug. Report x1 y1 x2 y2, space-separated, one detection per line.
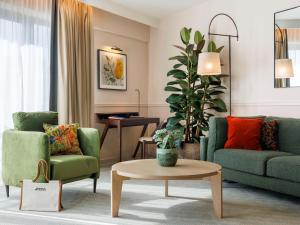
275 28 288 59
57 0 93 126
275 28 290 88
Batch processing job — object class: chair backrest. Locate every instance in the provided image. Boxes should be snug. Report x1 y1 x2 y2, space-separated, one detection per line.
13 112 58 132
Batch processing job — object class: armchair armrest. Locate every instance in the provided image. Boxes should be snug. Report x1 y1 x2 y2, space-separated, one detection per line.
207 117 228 162
78 128 100 168
2 129 50 187
200 136 208 161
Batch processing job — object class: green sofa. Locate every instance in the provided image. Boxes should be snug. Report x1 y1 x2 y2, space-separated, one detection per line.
201 116 300 197
2 112 101 197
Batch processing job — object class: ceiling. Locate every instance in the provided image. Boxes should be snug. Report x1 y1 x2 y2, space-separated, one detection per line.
109 0 204 19
83 0 207 27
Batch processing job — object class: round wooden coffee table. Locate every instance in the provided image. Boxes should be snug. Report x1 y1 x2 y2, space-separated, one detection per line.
111 159 222 218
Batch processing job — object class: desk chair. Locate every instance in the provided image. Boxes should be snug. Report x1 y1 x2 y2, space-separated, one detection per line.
138 120 167 159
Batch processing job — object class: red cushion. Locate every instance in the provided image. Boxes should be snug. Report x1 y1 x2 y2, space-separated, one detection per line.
224 117 264 150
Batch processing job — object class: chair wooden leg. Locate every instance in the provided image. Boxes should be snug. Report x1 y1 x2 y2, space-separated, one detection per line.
143 141 147 159
93 177 97 193
140 141 144 159
5 185 9 198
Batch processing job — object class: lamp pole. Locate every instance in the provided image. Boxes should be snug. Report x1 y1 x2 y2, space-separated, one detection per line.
208 13 239 116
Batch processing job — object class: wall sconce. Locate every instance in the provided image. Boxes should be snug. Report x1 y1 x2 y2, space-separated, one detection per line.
102 46 123 53
111 46 123 52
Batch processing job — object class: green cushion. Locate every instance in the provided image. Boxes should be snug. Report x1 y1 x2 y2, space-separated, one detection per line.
267 156 300 183
13 112 58 132
50 155 98 180
267 117 300 154
214 149 292 175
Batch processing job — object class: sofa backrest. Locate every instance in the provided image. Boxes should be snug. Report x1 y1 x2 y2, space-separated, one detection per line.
207 117 228 161
13 112 58 132
267 116 300 154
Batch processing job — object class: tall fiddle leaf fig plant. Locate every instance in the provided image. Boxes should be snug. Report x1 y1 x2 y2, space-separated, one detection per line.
166 27 227 143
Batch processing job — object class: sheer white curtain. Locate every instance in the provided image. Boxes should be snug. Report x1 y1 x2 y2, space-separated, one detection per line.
0 0 52 137
288 29 300 87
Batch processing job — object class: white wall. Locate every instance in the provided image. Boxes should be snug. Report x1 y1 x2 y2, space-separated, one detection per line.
93 8 152 163
93 9 149 107
148 0 300 118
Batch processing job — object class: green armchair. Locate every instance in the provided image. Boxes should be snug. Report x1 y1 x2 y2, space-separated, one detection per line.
2 112 101 197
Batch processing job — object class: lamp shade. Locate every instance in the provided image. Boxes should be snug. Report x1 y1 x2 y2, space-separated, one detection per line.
197 52 221 75
275 59 294 78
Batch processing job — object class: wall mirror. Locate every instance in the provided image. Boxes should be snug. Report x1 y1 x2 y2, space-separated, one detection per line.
274 6 300 88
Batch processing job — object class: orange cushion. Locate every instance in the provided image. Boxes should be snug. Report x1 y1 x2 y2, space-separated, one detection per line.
224 117 263 150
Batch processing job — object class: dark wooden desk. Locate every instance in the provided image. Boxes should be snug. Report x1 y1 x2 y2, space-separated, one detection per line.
95 112 160 162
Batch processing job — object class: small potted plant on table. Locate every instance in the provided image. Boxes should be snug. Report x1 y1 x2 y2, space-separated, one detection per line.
153 128 183 167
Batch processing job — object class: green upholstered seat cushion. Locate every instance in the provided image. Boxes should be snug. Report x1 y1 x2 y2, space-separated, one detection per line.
267 156 300 183
214 149 292 175
50 155 98 180
266 117 300 154
13 112 58 132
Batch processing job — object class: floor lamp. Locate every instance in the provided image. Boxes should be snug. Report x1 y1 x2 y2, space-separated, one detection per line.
207 13 239 115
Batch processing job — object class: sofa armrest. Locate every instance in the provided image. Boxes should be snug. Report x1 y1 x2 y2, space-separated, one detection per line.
207 117 228 162
78 128 100 167
2 129 50 187
200 136 208 161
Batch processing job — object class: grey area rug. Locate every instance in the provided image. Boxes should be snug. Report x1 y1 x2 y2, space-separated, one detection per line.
0 167 299 225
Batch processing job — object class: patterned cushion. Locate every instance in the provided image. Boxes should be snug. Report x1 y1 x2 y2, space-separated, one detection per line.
43 123 83 155
261 120 279 150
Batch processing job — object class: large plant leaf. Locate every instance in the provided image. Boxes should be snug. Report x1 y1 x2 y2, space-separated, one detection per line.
173 63 183 69
167 116 183 130
178 80 189 89
191 52 198 65
167 69 186 77
173 45 186 52
180 27 190 45
211 98 227 112
167 80 180 85
213 85 227 90
208 90 224 95
216 46 224 53
194 31 203 45
174 72 187 79
186 44 194 54
197 39 205 51
175 112 186 119
165 86 181 92
169 55 188 65
166 94 184 104
207 41 217 52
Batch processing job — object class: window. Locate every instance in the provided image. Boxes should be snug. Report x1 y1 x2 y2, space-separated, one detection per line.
0 0 52 138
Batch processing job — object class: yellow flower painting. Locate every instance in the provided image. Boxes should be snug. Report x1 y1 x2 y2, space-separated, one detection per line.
98 49 127 90
114 59 124 79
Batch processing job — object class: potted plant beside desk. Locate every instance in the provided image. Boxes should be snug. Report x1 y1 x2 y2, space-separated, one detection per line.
165 27 227 159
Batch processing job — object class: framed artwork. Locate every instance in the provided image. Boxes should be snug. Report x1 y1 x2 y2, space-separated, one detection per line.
97 49 127 90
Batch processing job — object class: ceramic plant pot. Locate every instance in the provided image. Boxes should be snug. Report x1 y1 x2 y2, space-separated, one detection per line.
156 148 178 167
179 143 200 160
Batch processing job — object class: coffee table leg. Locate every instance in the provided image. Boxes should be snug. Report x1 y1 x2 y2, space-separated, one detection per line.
210 171 223 218
111 170 123 217
164 180 168 197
